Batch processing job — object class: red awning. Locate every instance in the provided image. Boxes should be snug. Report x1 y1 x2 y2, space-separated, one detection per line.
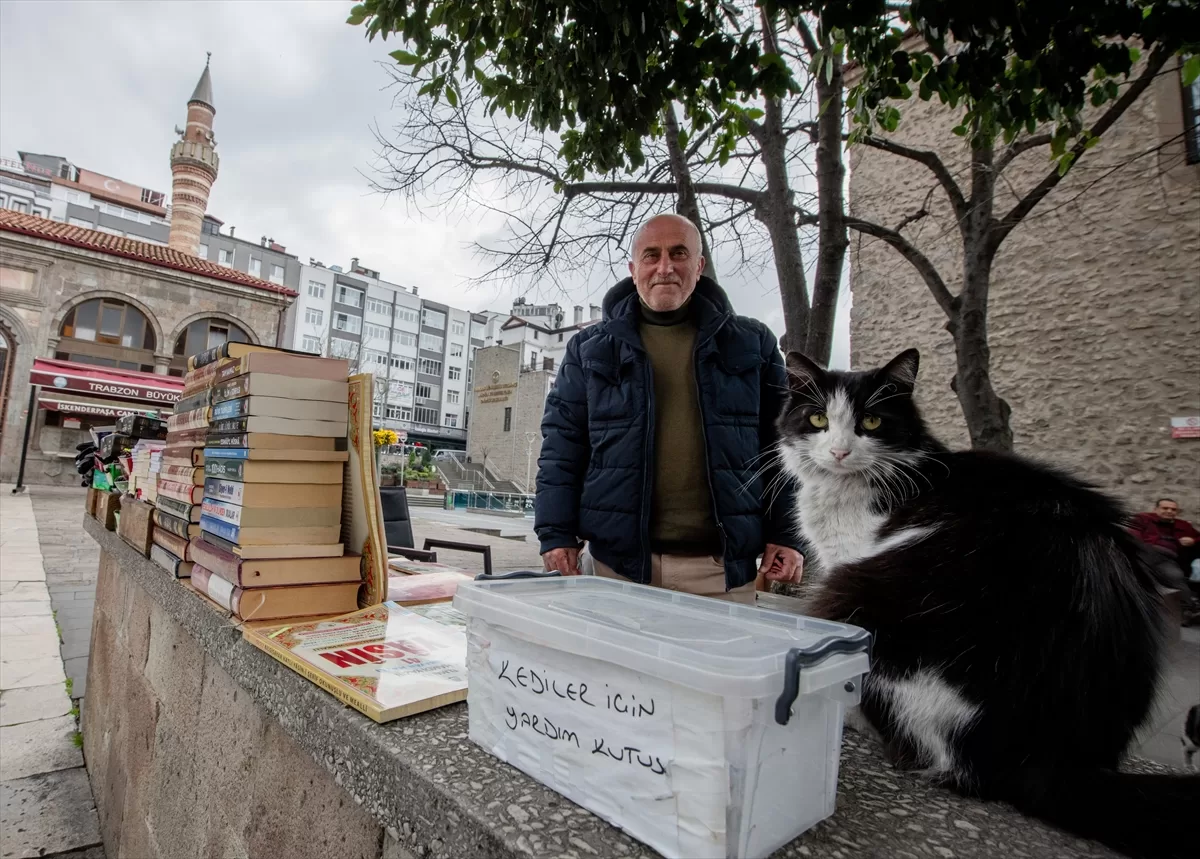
30 358 183 407
37 395 170 419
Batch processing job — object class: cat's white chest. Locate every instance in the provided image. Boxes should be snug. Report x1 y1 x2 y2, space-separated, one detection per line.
797 478 884 572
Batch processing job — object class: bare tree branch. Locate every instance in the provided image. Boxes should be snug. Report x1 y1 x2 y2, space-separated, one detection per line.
859 135 969 225
991 44 1173 248
845 217 957 318
994 133 1053 173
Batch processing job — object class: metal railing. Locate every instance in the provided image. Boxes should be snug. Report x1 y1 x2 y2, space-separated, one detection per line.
449 490 535 516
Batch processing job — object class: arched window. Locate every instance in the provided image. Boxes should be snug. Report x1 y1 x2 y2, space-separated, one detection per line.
169 318 249 376
57 298 156 372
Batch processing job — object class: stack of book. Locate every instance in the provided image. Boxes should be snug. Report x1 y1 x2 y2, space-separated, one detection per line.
187 350 361 622
146 445 164 505
151 361 222 578
128 439 165 501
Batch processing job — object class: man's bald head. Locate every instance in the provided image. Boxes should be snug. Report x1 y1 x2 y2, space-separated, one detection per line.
628 214 707 312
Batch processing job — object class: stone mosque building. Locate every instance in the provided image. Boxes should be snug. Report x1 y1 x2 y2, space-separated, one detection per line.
0 59 297 485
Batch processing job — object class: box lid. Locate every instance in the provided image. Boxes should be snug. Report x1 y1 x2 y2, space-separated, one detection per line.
454 576 870 700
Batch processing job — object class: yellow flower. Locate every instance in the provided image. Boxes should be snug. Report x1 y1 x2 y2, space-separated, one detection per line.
373 429 399 447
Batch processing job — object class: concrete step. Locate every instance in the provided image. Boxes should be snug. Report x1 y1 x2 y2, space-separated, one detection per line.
406 494 444 508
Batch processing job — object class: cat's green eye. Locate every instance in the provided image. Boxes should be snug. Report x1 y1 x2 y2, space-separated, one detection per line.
862 415 882 431
809 413 828 428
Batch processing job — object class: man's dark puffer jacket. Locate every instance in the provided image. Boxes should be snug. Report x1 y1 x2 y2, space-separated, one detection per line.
534 275 801 590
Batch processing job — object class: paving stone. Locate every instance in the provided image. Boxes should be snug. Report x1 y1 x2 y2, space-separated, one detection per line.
0 583 50 602
0 616 57 639
2 631 62 661
0 657 66 691
0 768 101 859
0 714 82 781
0 562 45 584
0 684 72 727
0 601 53 619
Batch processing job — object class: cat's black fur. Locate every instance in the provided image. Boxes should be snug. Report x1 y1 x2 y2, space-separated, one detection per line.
778 348 1198 859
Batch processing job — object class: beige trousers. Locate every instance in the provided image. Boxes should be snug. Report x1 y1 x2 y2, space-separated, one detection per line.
585 550 756 604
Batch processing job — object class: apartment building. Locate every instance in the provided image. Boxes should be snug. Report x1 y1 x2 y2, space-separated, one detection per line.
281 258 486 448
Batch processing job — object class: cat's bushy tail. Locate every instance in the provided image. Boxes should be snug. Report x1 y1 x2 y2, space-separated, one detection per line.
1000 767 1200 858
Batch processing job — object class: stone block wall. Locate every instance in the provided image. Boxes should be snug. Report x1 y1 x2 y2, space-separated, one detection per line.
83 553 390 859
847 61 1200 514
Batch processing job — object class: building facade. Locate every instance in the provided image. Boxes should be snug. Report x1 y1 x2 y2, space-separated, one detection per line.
464 304 601 489
280 259 485 449
847 56 1200 513
0 211 296 485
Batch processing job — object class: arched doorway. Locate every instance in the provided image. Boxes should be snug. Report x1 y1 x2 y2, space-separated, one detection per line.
57 297 157 372
169 317 249 376
0 325 14 451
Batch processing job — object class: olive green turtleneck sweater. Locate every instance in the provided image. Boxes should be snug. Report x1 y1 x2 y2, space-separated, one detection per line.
639 299 718 553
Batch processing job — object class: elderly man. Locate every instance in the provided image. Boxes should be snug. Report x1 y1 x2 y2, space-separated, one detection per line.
535 213 803 602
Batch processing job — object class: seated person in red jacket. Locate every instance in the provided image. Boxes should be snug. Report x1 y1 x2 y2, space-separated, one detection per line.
1132 499 1198 559
1130 499 1198 590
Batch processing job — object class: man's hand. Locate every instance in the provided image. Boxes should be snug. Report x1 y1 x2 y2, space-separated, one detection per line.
1182 537 1196 547
543 547 581 576
759 544 803 584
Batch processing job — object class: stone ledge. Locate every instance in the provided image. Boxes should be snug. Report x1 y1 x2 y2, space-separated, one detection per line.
84 516 1164 859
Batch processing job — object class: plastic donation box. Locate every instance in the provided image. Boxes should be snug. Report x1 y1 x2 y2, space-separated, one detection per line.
454 575 871 859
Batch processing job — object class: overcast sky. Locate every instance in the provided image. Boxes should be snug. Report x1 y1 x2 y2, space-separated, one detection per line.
0 0 850 366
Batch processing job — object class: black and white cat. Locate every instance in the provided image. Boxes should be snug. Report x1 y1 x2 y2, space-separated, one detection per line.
778 348 1197 859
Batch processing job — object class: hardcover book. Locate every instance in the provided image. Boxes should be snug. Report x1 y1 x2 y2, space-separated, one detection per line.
156 494 200 523
210 395 347 424
242 601 468 723
171 388 213 416
191 538 359 588
192 565 360 622
342 374 388 608
205 431 346 451
204 447 349 462
152 527 192 561
160 464 205 486
199 514 341 546
154 509 200 540
188 342 297 371
204 415 348 437
212 374 348 406
196 531 344 560
166 407 211 432
211 350 349 382
158 479 203 505
200 498 340 530
202 459 345 484
150 543 193 579
202 478 342 508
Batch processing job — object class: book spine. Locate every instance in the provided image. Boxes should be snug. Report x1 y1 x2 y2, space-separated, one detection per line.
211 376 250 404
173 390 212 415
210 398 249 421
205 432 251 449
199 514 240 544
203 448 249 460
214 358 249 384
190 542 242 585
167 409 210 432
153 510 191 539
152 528 190 560
243 633 384 722
208 417 250 436
189 342 233 371
155 495 193 520
158 481 201 505
203 477 244 505
194 564 237 611
203 459 246 481
201 498 244 527
160 465 201 484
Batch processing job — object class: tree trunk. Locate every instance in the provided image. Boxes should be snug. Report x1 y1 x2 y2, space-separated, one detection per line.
806 45 849 367
662 104 716 277
756 94 810 354
951 143 1013 451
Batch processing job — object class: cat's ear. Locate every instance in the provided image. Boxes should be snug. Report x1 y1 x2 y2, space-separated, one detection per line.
785 352 826 392
881 349 920 390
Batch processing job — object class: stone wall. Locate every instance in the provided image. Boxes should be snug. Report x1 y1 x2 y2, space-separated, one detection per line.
466 345 551 490
84 551 391 859
847 60 1200 514
0 231 290 484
